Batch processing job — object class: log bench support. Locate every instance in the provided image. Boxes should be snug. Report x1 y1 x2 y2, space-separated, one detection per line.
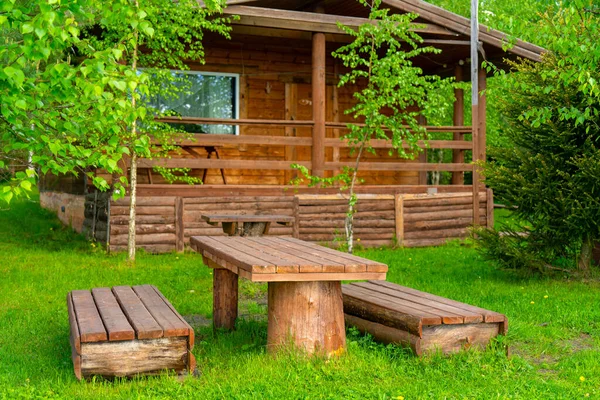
343 281 508 356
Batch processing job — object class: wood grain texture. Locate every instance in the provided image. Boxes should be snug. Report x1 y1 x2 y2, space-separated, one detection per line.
352 282 482 324
190 236 387 279
345 314 422 355
368 281 507 323
80 337 188 378
91 288 135 341
112 286 163 339
213 268 239 331
132 285 190 337
267 281 346 356
421 323 501 354
147 285 195 348
71 290 108 343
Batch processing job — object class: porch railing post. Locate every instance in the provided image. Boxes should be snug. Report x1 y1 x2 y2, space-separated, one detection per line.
312 32 326 178
452 65 465 185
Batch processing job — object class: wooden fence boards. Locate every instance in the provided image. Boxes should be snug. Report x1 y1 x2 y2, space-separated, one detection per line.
108 190 493 252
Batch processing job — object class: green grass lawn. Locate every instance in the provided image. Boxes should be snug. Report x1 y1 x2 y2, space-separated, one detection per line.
1 197 599 399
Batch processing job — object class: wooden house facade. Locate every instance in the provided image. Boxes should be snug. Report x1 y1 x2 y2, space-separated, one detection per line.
40 0 545 252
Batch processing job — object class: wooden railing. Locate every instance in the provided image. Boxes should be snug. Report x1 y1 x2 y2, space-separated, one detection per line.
142 117 474 173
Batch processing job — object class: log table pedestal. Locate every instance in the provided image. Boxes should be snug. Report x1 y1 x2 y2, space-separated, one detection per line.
190 236 388 356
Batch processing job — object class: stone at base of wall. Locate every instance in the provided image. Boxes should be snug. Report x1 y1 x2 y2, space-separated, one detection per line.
39 191 86 233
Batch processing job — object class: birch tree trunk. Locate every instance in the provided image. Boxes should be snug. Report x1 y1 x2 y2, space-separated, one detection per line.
127 25 139 263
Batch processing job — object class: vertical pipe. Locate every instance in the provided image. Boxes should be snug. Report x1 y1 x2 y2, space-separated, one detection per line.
471 0 480 226
478 68 487 163
312 32 326 178
452 65 465 185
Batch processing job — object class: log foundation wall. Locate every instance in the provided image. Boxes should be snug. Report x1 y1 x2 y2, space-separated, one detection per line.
107 188 494 252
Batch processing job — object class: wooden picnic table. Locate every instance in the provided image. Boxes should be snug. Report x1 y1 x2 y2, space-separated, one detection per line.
201 214 295 237
190 235 388 356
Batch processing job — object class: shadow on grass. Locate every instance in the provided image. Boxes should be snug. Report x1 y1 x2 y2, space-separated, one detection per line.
0 195 91 253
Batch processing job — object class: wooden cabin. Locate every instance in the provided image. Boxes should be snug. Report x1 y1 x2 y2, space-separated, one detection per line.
40 0 544 252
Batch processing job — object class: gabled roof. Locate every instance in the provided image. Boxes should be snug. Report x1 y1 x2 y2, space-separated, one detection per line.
382 0 544 62
216 0 545 75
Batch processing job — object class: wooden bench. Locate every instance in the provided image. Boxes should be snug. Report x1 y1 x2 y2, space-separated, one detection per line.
67 285 195 380
343 281 508 356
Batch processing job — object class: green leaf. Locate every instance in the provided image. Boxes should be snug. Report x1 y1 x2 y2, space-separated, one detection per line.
34 27 46 39
106 159 118 171
22 23 33 34
20 180 32 191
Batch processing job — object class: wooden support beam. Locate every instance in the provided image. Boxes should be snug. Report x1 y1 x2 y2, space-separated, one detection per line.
224 6 456 37
332 61 341 177
452 65 465 185
155 135 473 150
312 32 326 178
284 83 298 184
138 158 471 172
394 194 404 247
139 159 312 170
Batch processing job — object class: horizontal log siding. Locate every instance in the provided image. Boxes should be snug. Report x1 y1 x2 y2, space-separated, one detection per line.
109 197 178 253
182 196 294 240
296 193 489 248
108 190 492 252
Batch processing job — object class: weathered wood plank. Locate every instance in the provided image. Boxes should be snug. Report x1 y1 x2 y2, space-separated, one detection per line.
421 323 502 354
71 290 108 343
345 314 422 356
190 236 277 273
344 285 443 325
369 281 506 323
67 292 81 353
132 285 190 337
148 285 195 348
250 272 386 283
91 288 135 341
343 287 423 336
112 286 163 339
353 282 482 324
80 337 188 378
258 236 349 273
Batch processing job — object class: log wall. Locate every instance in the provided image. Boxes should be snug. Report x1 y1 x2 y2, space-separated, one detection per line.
96 39 424 187
108 189 494 252
296 191 492 248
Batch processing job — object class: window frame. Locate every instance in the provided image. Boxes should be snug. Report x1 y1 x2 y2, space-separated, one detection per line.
153 69 240 135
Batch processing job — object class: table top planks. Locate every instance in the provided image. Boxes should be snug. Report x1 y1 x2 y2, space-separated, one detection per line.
201 214 295 225
190 236 388 282
68 285 193 343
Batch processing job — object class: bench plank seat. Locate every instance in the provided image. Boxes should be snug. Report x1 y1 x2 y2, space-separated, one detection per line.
343 281 508 355
91 288 135 341
68 285 195 380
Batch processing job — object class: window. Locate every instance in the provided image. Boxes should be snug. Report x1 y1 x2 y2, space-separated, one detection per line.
149 70 239 134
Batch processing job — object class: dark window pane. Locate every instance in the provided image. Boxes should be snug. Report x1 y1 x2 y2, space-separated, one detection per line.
152 72 238 134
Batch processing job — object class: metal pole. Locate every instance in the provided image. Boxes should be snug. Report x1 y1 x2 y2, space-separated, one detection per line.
471 0 479 108
471 0 480 225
